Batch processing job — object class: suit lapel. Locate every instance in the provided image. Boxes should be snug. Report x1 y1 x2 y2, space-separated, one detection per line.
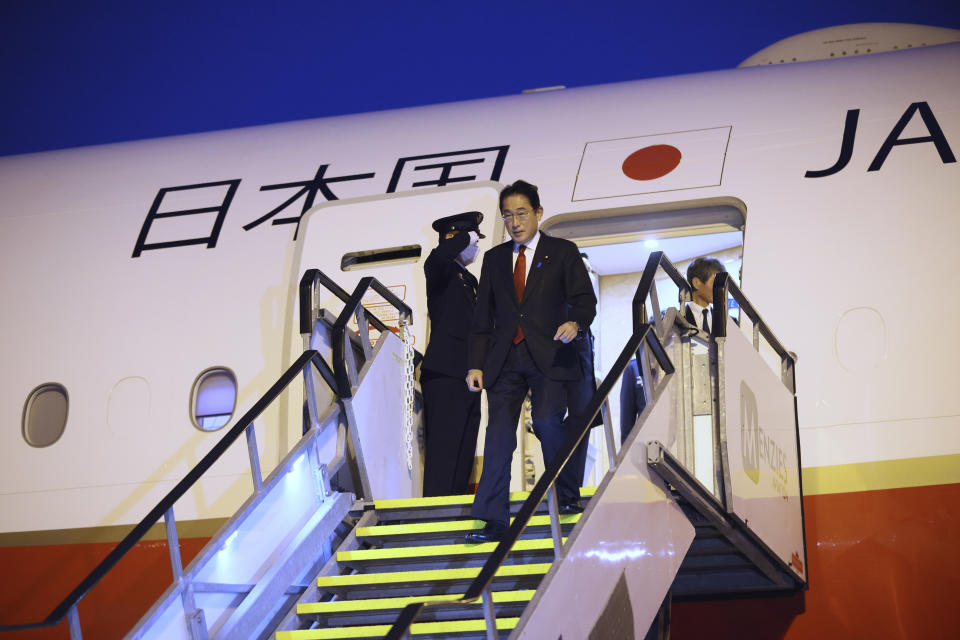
499 242 520 305
522 234 550 302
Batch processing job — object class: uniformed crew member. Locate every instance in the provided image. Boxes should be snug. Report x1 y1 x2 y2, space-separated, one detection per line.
420 211 485 497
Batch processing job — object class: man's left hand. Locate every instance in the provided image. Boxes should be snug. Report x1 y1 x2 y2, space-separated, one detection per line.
553 321 579 343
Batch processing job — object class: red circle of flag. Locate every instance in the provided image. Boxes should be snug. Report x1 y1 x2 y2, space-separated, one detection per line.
621 144 682 181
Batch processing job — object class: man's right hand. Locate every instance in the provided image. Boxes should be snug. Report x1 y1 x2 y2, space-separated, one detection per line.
466 369 484 391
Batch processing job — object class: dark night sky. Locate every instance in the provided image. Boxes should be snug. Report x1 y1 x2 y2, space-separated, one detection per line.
1 0 958 157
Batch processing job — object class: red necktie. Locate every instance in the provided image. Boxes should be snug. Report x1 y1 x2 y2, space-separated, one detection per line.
513 245 526 343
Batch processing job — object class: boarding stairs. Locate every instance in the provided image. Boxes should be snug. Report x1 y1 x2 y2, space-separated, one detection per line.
276 490 593 639
0 253 807 640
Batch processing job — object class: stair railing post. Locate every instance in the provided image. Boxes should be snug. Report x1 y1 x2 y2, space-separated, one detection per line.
343 329 360 390
601 398 617 470
481 586 498 640
546 483 564 556
164 507 183 582
303 366 321 433
66 604 82 640
354 306 374 360
245 421 264 493
165 507 209 640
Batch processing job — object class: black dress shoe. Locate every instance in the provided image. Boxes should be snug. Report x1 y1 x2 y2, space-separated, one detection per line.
464 521 507 543
558 500 584 515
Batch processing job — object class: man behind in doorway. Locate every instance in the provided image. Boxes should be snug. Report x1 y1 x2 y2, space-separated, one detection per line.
685 256 727 334
420 211 484 497
464 180 597 543
622 257 726 444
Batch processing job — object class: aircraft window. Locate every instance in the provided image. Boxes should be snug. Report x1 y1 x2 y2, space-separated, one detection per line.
191 367 237 432
341 245 422 271
22 383 69 447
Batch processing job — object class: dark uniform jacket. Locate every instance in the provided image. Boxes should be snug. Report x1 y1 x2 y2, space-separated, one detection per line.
421 232 478 379
468 232 597 385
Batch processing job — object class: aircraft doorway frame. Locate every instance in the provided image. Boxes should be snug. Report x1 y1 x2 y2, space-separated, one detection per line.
540 196 746 486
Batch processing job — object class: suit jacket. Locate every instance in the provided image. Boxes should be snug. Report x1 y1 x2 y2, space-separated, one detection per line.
468 232 597 384
683 302 739 335
421 232 478 379
684 303 711 334
620 358 647 434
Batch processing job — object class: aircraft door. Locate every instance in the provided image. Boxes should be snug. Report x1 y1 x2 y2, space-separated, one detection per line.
293 182 500 363
289 183 501 498
541 198 745 485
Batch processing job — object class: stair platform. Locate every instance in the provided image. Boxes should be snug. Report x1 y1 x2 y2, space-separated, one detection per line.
314 563 553 599
277 616 519 639
356 513 581 546
278 489 596 638
337 537 562 571
371 487 596 522
296 589 534 626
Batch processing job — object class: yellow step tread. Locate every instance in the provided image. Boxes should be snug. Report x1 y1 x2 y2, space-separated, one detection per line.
297 589 535 614
317 562 552 588
276 617 519 639
357 513 581 538
374 486 596 510
338 537 563 562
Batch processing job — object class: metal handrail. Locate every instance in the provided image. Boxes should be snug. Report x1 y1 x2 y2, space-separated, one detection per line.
632 251 692 333
299 269 400 338
711 272 797 393
332 276 412 397
300 269 416 398
384 264 677 640
0 350 339 634
711 270 807 576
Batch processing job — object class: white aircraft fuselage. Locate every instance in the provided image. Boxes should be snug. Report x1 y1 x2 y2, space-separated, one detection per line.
0 42 957 637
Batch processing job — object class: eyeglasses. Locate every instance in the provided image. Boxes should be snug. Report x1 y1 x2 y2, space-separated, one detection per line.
501 210 532 222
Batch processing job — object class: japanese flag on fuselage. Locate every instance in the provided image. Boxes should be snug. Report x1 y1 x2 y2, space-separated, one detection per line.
572 126 731 201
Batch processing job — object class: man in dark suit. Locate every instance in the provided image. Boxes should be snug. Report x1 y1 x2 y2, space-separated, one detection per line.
420 211 485 497
464 180 597 542
684 256 726 334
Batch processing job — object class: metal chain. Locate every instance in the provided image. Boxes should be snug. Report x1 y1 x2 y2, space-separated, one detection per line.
522 394 535 489
399 317 416 471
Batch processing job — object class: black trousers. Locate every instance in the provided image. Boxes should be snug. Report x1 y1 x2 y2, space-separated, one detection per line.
471 341 581 526
564 349 597 490
421 370 482 497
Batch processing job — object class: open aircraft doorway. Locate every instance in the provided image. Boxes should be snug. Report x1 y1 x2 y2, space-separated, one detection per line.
542 197 745 485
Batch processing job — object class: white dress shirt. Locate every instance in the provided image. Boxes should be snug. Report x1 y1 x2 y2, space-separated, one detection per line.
686 301 712 333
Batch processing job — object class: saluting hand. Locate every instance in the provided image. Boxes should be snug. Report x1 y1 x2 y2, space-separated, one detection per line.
553 320 579 344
